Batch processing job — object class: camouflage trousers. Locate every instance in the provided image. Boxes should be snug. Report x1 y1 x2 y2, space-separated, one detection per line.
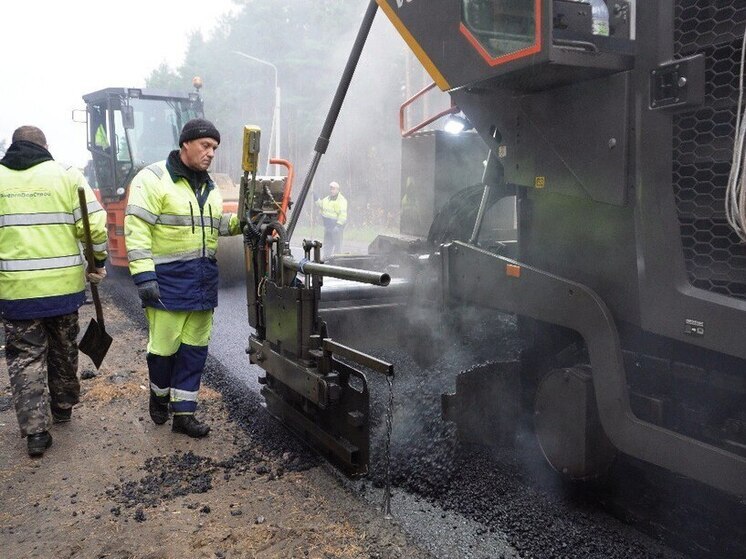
3 312 80 437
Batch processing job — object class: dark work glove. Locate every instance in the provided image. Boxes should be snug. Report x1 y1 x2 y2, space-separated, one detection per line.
137 280 161 305
333 224 342 233
312 192 319 202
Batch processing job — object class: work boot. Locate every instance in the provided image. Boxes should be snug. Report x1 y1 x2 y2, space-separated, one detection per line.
27 431 53 457
172 414 210 438
51 404 72 424
149 394 169 425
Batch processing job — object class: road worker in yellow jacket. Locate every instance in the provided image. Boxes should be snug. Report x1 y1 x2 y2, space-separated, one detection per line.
0 125 108 457
125 118 240 438
314 181 348 258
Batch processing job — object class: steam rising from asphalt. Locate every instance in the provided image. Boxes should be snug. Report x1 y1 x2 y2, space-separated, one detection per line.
328 299 695 559
328 295 522 490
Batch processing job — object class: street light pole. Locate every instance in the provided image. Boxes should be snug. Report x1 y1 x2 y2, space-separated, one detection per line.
232 50 281 174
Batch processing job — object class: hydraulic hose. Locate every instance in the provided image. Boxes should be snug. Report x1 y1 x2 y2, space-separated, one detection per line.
259 220 288 250
725 25 746 242
286 0 379 240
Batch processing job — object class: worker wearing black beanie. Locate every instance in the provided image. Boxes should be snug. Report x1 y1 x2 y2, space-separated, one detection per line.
124 115 239 440
178 118 221 146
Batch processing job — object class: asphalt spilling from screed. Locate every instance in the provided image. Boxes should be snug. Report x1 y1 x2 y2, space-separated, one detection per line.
106 275 743 558
348 308 744 559
340 311 680 559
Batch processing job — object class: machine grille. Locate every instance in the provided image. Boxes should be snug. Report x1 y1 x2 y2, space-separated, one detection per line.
673 0 746 299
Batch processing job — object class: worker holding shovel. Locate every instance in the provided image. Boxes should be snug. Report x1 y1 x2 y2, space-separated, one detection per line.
0 126 108 457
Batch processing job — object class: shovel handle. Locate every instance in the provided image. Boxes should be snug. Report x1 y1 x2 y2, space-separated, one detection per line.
77 187 105 330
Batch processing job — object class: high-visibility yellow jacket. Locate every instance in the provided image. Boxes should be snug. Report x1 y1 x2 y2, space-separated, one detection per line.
125 155 240 311
316 193 348 228
0 141 108 320
94 124 110 150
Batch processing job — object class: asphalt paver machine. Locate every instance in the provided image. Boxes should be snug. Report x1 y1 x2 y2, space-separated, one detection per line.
241 0 746 499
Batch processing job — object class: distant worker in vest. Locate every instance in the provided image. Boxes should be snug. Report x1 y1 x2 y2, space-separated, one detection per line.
125 118 240 438
0 125 108 457
94 123 110 150
314 181 348 258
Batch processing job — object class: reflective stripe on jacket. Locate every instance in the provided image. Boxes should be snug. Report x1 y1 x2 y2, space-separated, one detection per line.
124 161 240 311
0 161 108 319
315 193 348 226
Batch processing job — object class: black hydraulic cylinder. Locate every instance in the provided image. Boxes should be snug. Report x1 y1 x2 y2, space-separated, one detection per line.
282 256 390 287
286 0 379 240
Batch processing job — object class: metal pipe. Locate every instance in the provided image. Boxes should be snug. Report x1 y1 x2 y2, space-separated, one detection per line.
282 256 390 287
469 183 492 245
286 0 379 240
469 129 502 245
320 277 410 302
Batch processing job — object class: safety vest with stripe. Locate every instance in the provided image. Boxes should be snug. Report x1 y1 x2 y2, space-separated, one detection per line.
124 161 240 311
0 161 108 319
316 193 348 226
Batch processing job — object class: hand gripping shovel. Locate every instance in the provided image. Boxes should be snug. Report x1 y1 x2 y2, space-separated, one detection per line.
77 187 112 368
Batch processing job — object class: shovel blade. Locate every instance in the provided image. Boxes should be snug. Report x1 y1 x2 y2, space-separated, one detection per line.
79 318 112 369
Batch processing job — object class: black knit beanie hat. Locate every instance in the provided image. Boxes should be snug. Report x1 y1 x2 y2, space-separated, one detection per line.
179 118 221 146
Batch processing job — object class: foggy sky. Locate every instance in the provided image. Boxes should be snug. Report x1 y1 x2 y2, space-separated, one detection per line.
0 0 236 167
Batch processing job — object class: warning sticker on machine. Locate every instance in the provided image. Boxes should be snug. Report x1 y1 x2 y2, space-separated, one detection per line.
535 176 546 189
684 318 705 337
